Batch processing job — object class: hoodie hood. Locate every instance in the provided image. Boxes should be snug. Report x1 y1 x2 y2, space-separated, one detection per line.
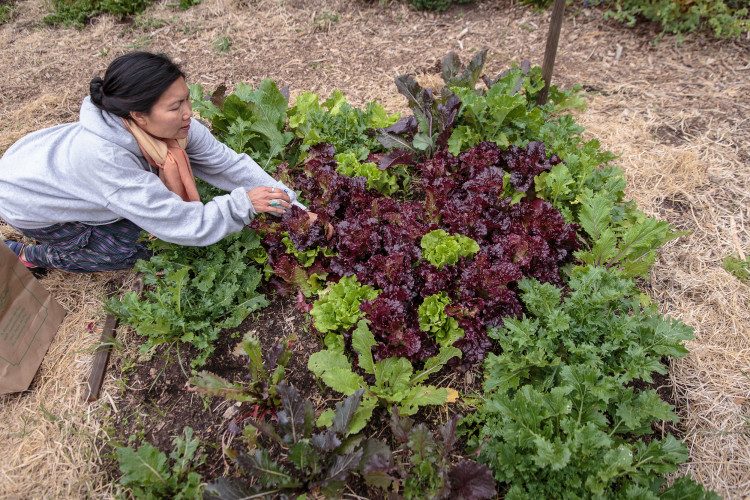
79 96 143 157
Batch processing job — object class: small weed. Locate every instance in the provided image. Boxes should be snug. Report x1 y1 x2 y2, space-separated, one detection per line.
144 399 174 419
723 253 750 283
166 0 200 10
213 36 232 53
120 354 137 373
8 416 37 438
126 34 153 49
199 394 212 411
39 403 59 423
299 322 310 335
313 10 338 31
133 14 168 29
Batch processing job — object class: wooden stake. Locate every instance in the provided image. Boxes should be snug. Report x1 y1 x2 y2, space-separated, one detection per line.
536 0 567 106
84 276 143 402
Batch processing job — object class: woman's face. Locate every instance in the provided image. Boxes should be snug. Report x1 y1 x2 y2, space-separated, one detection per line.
130 77 192 140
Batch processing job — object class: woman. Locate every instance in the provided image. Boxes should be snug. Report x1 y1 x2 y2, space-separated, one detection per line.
0 51 311 272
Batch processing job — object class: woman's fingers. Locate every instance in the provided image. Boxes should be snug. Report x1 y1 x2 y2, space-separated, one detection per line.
307 212 335 239
248 186 292 214
268 187 292 212
268 187 291 203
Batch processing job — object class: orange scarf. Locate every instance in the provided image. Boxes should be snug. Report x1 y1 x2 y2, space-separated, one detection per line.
122 118 200 202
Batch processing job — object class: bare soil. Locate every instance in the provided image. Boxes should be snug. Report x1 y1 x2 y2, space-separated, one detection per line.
105 282 482 496
106 291 319 482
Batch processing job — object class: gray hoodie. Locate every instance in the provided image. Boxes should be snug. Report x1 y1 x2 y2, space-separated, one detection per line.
0 97 301 246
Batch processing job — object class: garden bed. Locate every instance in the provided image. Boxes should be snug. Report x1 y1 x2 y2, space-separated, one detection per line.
94 47 717 497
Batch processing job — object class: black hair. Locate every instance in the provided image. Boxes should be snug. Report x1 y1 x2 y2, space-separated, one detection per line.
89 52 186 118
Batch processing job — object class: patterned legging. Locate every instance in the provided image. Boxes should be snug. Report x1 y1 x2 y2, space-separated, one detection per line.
11 219 152 272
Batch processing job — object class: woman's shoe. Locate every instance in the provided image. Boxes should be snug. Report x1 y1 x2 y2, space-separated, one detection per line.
4 239 24 256
3 240 47 277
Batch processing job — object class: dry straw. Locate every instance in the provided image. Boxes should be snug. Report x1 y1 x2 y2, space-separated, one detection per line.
1 223 131 499
1 0 749 497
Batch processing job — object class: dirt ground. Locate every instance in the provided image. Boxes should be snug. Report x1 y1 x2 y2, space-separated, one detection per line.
107 292 324 485
1 0 749 498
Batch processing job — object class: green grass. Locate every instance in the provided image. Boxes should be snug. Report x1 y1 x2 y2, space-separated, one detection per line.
42 0 197 28
0 1 17 24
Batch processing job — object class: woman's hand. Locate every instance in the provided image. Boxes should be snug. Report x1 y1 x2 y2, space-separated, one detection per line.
247 186 292 215
308 212 335 239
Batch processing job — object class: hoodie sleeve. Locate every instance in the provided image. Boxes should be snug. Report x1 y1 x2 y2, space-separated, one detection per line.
80 140 276 247
185 119 306 211
104 120 309 246
101 162 255 246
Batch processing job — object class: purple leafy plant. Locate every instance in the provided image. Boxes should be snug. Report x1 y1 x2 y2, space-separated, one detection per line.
253 140 581 367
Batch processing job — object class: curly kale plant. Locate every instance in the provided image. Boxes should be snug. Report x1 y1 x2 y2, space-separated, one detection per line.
462 267 717 499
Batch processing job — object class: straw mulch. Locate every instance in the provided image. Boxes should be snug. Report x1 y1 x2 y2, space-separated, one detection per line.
1 0 748 498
